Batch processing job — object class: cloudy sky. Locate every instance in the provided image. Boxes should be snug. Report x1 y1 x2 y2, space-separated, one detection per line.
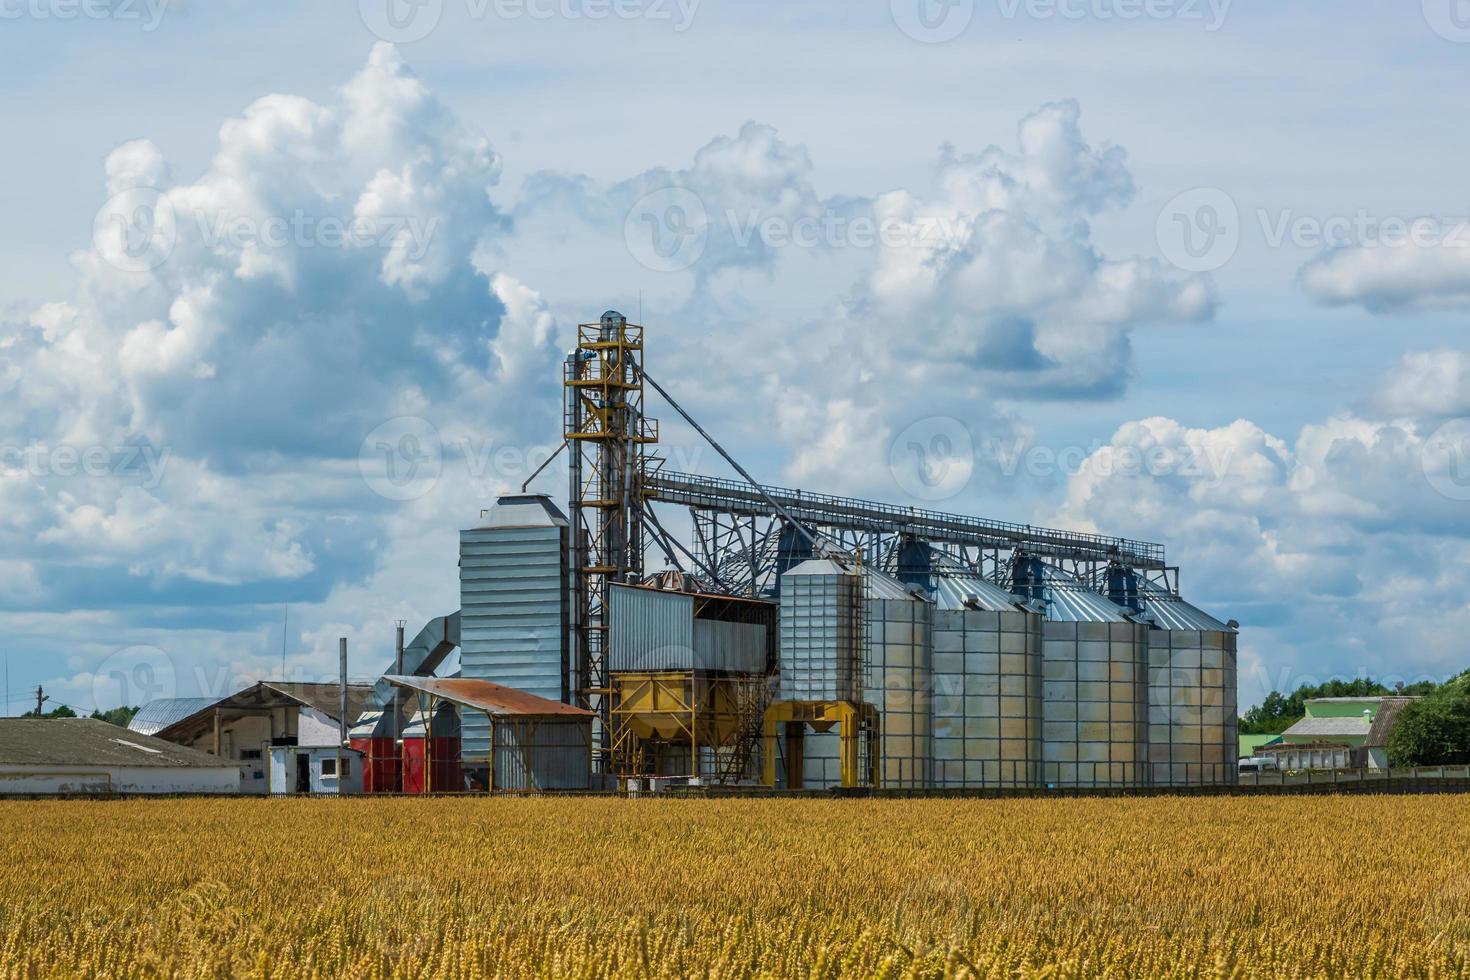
2 0 1469 714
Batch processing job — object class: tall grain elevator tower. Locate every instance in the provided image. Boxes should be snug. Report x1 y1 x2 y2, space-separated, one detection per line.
564 311 659 755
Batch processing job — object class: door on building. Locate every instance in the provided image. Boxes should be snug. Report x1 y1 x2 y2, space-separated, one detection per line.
295 753 310 793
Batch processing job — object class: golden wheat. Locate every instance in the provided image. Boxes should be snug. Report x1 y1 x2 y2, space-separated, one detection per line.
0 795 1466 978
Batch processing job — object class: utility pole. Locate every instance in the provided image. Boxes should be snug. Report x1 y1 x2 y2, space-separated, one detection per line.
34 685 48 718
394 620 406 792
338 637 348 796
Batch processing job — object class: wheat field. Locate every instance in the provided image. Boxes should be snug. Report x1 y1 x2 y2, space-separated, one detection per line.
0 794 1466 977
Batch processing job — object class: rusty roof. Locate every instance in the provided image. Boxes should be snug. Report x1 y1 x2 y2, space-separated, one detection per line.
381 676 595 718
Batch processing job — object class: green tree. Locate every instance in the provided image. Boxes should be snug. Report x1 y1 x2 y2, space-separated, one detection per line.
91 706 140 727
1387 675 1470 766
20 704 78 719
1239 677 1393 734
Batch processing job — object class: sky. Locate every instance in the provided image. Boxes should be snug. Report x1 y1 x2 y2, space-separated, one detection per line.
2 0 1469 715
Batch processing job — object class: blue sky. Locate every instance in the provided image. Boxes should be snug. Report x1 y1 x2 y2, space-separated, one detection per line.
2 0 1469 714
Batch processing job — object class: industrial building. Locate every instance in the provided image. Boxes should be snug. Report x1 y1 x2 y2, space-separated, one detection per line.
0 719 240 795
349 312 1240 793
131 681 373 794
1251 696 1418 772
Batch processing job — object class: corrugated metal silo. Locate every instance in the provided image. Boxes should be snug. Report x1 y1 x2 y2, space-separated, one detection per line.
1013 558 1149 788
864 568 933 789
459 494 569 760
1108 572 1238 786
777 559 863 702
931 574 1043 789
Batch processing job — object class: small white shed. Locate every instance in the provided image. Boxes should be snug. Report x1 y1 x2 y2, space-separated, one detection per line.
0 718 240 795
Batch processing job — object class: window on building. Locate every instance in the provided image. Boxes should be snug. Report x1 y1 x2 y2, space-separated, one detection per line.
320 758 337 777
240 749 262 761
342 758 351 778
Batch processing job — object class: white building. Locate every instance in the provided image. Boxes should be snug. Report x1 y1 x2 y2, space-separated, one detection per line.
0 718 240 795
131 681 372 794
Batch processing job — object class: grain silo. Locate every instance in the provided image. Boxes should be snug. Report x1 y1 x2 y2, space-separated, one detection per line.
931 573 1043 789
775 559 868 788
1012 557 1149 788
864 568 933 790
458 494 569 761
1107 569 1238 786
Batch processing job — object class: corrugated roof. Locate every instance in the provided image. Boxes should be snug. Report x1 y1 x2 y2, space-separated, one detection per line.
782 558 856 578
474 494 568 529
864 567 926 602
934 575 1024 612
1283 716 1372 739
1135 586 1233 632
0 719 239 768
1365 697 1417 747
1023 565 1133 623
144 682 376 739
129 697 223 736
382 676 594 718
263 682 375 723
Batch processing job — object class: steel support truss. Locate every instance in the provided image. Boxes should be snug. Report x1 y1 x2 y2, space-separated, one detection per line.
645 470 1176 598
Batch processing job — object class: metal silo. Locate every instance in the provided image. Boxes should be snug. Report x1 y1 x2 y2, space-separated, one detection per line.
1013 557 1149 789
777 559 865 788
459 494 569 761
1107 570 1238 786
931 574 1043 789
864 568 933 790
